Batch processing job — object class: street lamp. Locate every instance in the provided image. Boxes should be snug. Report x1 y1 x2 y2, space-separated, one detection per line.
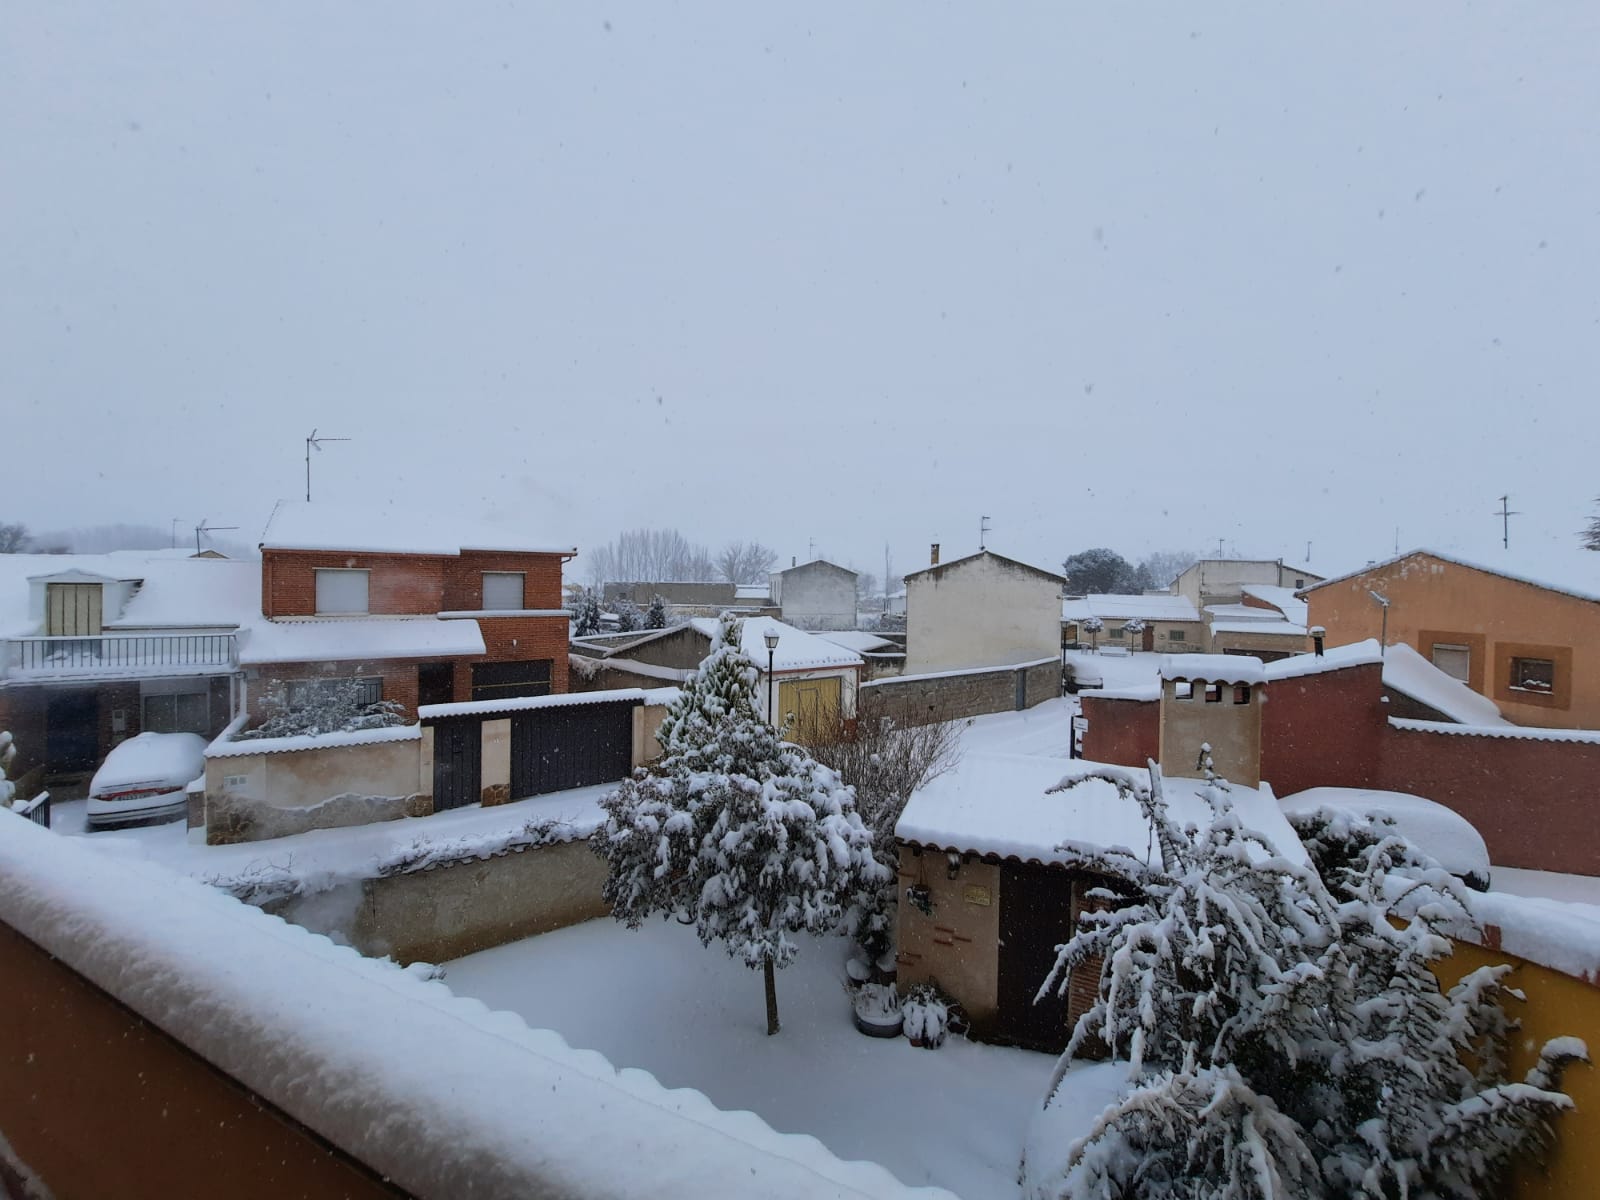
763 629 780 727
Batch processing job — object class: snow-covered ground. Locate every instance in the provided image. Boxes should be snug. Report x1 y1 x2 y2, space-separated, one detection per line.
445 918 1057 1198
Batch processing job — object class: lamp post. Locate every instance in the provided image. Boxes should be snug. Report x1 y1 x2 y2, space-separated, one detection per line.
763 629 780 728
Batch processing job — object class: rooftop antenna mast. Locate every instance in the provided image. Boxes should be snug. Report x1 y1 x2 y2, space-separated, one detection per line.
1494 494 1521 550
194 518 239 556
305 429 352 503
979 515 992 551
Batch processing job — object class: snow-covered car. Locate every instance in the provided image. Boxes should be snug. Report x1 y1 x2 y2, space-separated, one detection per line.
86 732 207 830
1280 787 1491 890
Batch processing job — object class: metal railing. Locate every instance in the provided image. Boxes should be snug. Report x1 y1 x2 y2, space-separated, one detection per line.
14 791 50 828
5 634 237 678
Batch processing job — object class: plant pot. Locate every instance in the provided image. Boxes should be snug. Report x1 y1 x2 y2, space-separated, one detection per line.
853 1010 904 1039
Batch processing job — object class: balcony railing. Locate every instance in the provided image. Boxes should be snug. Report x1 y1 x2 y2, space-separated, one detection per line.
4 634 238 679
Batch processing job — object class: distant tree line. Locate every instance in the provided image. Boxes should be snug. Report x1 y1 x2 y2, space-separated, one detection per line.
1061 547 1198 595
584 528 776 587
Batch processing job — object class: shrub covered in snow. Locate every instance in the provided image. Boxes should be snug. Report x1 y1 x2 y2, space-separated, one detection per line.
236 678 406 741
0 730 16 809
594 613 888 1035
901 982 955 1049
645 594 669 629
1031 762 1586 1200
571 589 603 637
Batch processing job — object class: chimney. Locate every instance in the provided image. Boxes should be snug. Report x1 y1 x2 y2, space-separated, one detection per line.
1311 625 1325 656
791 556 796 567
930 543 940 566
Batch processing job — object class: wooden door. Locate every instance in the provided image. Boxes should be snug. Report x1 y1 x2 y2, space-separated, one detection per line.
510 701 633 798
47 584 102 636
995 864 1075 1052
1141 626 1156 652
776 676 841 744
431 718 481 810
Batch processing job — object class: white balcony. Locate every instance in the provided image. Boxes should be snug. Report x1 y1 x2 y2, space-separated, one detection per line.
3 633 238 681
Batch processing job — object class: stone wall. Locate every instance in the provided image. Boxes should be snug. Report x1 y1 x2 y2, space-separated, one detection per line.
860 658 1060 727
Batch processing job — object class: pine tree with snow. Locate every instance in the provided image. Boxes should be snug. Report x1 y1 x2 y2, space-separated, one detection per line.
1033 762 1585 1200
1583 497 1600 551
613 596 642 633
572 589 603 637
645 594 668 629
594 613 887 1034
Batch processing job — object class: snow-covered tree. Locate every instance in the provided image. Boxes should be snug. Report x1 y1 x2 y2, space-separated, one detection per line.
1034 763 1585 1200
594 613 887 1034
613 596 642 633
1583 497 1600 551
0 523 31 554
571 589 603 637
236 678 406 740
645 594 668 629
1062 548 1140 595
0 730 17 808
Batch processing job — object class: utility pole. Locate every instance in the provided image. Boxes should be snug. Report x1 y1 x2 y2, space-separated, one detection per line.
305 429 352 503
979 515 991 552
1494 495 1521 550
171 518 181 549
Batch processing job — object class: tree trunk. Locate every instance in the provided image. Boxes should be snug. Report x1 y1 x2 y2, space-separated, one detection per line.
764 958 780 1036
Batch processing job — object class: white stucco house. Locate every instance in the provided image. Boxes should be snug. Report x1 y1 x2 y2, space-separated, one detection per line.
768 559 858 631
902 549 1067 673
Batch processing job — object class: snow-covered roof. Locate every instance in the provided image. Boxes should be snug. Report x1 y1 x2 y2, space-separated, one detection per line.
687 616 864 672
903 549 1066 585
1378 642 1509 725
1061 593 1201 623
1279 787 1489 883
418 688 645 721
1158 654 1265 685
1238 585 1309 625
1207 620 1308 638
0 819 929 1200
1203 603 1280 621
733 584 771 600
1263 639 1384 681
239 616 486 665
0 551 261 639
260 500 576 558
1388 717 1600 745
1300 546 1600 607
814 630 896 654
897 755 1306 869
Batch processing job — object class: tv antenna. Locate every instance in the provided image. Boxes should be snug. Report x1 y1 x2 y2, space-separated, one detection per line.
194 518 239 555
979 515 992 551
1493 494 1521 550
305 429 352 502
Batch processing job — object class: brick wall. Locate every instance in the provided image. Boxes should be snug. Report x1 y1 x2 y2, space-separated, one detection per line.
861 659 1059 727
1374 728 1600 875
1259 662 1386 796
1078 694 1159 767
263 549 567 618
461 615 570 698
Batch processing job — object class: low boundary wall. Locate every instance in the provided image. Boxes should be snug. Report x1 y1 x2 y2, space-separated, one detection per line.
861 657 1060 726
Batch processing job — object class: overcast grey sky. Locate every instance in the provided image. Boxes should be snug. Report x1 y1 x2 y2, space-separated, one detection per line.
4 3 1596 582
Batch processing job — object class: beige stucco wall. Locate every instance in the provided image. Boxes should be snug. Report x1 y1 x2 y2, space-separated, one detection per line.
207 736 422 812
482 717 511 805
633 702 669 764
354 838 610 964
1157 678 1262 786
1209 628 1309 658
895 848 1000 1024
1307 553 1600 729
1082 618 1206 651
906 554 1063 673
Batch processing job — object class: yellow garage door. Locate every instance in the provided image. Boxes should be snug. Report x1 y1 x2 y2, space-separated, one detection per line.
777 676 842 745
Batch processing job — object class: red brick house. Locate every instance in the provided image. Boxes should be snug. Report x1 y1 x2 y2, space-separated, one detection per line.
249 503 576 717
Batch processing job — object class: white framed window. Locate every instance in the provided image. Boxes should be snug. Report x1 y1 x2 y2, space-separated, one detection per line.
315 568 369 615
481 571 525 610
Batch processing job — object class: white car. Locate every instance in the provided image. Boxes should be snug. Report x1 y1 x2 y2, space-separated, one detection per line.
86 732 207 830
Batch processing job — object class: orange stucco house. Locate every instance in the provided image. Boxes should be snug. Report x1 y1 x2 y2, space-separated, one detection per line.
1300 549 1600 730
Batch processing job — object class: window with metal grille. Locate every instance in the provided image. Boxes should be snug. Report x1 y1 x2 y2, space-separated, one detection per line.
286 676 382 707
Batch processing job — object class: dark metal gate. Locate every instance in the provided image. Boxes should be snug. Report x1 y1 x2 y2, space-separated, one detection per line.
431 718 481 811
994 863 1076 1053
510 700 633 799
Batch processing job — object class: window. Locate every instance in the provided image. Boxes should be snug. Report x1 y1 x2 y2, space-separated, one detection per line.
142 690 210 734
1431 643 1471 683
1167 628 1185 639
1233 684 1252 705
315 569 369 614
286 677 382 708
1173 681 1193 700
1204 683 1221 703
1294 578 1305 589
1509 656 1555 694
481 571 524 610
